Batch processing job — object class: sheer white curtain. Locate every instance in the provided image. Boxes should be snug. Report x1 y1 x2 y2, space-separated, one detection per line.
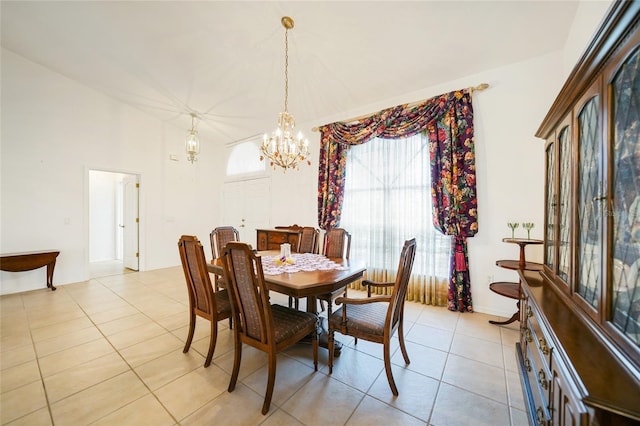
340 134 451 305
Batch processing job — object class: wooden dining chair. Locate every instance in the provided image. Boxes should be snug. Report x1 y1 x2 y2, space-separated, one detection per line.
316 228 352 312
288 226 320 310
327 238 417 396
210 226 240 289
221 241 319 415
323 228 351 259
297 227 319 254
178 235 232 368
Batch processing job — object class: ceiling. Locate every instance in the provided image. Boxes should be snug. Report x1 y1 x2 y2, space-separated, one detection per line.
1 1 582 146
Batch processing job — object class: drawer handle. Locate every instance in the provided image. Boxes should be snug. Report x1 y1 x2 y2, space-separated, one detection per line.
538 337 550 356
538 369 548 390
525 328 533 343
524 358 532 372
527 306 533 318
536 407 545 425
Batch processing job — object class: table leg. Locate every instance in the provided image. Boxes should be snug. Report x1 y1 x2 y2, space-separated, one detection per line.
489 301 520 325
46 260 57 291
303 296 342 357
518 243 527 268
318 317 342 357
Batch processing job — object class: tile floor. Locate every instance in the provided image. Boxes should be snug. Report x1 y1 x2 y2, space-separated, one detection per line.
1 267 527 425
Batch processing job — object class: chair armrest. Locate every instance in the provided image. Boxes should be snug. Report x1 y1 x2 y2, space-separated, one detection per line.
361 279 395 297
335 295 391 306
362 279 395 288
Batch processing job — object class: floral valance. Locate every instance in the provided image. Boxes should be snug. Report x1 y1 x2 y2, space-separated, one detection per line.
317 89 475 231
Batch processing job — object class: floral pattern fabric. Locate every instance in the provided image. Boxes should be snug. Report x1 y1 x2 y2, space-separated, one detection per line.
428 91 476 312
318 89 477 312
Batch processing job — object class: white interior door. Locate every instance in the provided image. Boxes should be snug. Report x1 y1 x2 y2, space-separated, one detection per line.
123 175 139 270
222 178 271 246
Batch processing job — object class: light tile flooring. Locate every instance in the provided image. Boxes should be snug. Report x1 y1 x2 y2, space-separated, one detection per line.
1 267 527 425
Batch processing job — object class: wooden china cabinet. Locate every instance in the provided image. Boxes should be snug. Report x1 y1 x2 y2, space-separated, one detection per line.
517 2 640 425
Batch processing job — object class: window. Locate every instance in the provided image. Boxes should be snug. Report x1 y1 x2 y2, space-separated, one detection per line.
226 141 265 176
340 134 451 286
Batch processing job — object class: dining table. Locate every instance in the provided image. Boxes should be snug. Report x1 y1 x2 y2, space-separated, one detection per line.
208 250 366 356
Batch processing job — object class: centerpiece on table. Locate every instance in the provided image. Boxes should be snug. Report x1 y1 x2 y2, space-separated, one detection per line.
274 243 295 266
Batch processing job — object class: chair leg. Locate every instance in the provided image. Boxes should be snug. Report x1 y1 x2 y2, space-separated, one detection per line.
288 296 301 310
183 312 196 353
328 329 334 374
228 331 242 392
313 324 319 371
262 351 277 415
204 319 217 368
398 320 411 365
383 340 399 396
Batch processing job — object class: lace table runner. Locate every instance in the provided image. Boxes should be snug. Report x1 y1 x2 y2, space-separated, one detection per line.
261 253 348 275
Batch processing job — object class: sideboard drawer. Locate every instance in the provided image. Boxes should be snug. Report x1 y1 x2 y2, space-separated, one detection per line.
268 233 290 244
528 307 553 369
526 323 552 402
518 343 552 426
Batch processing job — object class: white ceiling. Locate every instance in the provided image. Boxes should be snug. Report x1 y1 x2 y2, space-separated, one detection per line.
1 1 581 145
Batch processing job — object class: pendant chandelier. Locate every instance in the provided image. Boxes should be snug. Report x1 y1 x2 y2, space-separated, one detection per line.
260 16 310 172
186 112 200 164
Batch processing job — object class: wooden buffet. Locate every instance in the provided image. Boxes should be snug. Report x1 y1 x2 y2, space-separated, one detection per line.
256 228 301 251
516 2 640 425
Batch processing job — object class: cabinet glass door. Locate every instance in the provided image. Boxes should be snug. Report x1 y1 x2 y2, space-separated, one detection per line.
545 142 556 271
611 47 640 347
558 126 572 282
576 96 601 308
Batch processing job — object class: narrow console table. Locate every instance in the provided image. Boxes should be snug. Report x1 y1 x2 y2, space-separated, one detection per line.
489 238 542 325
0 250 60 291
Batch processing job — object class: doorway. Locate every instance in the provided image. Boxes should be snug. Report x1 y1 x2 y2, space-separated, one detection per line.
222 177 271 245
89 170 139 278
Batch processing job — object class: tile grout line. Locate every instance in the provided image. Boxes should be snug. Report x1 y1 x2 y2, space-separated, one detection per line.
61 276 182 425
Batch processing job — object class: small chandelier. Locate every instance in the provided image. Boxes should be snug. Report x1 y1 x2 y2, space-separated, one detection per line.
260 16 310 172
186 112 200 164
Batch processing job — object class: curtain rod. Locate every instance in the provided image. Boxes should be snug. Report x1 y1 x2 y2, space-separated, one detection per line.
311 83 489 132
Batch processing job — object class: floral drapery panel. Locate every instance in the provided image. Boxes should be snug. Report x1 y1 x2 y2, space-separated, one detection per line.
317 89 477 312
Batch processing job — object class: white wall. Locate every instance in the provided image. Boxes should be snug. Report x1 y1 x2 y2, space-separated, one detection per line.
1 48 223 294
563 0 614 76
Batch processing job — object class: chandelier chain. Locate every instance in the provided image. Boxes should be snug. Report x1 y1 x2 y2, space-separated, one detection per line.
284 27 289 113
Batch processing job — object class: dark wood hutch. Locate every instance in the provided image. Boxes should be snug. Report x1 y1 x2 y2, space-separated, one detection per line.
517 1 640 425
